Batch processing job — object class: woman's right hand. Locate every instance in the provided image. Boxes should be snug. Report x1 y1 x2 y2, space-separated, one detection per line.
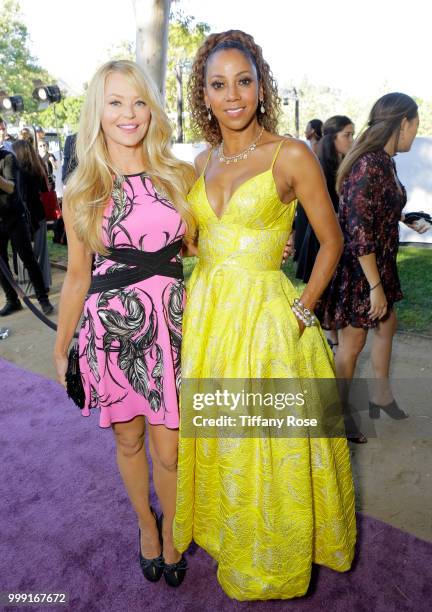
54 352 68 388
368 285 387 320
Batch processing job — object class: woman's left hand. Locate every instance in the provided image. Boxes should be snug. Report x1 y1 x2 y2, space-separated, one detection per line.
402 213 431 234
410 219 431 234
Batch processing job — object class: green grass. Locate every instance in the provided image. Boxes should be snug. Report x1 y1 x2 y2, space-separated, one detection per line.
48 239 68 266
394 246 432 334
47 240 431 335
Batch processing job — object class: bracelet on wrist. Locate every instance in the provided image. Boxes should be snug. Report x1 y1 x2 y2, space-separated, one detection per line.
369 280 382 291
291 298 317 327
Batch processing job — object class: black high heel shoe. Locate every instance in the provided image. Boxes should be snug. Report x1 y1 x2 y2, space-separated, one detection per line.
160 514 188 587
139 506 164 582
344 409 368 444
369 400 409 420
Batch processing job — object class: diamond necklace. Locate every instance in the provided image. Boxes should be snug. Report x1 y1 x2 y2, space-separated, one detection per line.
218 126 264 165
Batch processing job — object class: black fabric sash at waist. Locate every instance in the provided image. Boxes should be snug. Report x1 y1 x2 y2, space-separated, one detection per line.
88 238 183 295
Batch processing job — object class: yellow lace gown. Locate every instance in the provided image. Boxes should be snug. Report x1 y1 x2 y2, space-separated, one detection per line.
173 142 356 600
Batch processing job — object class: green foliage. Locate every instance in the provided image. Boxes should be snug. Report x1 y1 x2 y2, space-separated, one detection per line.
414 98 432 137
279 78 432 138
102 40 135 63
37 95 84 132
395 246 432 334
165 14 210 142
102 13 209 142
0 0 52 123
278 78 370 137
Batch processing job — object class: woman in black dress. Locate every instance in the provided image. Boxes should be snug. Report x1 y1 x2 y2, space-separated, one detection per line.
12 139 52 292
317 93 424 424
293 119 323 262
296 115 354 284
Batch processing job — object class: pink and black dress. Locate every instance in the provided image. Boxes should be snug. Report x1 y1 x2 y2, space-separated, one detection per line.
78 173 185 428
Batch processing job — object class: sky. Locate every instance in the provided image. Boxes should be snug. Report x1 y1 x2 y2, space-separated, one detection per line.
19 0 431 101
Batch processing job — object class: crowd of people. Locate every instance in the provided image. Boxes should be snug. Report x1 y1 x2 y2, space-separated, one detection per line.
1 27 431 602
0 120 78 324
0 118 54 316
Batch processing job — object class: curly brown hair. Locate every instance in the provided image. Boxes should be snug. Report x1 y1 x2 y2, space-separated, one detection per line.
188 30 281 145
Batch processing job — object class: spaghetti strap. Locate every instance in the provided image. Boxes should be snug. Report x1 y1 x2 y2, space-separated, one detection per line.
201 148 213 176
270 140 285 170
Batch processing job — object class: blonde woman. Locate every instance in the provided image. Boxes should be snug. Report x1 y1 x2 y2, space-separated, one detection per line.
54 61 195 587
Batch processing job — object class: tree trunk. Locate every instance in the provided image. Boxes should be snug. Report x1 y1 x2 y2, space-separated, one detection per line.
133 0 171 98
175 62 183 143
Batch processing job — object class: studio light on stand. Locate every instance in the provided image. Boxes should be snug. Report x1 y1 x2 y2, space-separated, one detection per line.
0 91 24 113
32 83 63 154
32 85 62 110
281 87 301 138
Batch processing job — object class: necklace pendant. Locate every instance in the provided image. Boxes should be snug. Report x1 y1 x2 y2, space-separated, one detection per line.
218 125 264 164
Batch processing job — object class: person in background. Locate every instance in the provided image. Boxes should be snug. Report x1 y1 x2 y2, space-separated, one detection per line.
38 140 58 191
62 133 78 184
317 93 427 431
35 127 46 143
19 127 35 148
12 139 52 292
296 115 354 286
0 145 53 316
304 118 323 154
0 117 16 153
293 118 324 262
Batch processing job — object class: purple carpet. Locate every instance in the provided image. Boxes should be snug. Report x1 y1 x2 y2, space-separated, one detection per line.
0 358 431 612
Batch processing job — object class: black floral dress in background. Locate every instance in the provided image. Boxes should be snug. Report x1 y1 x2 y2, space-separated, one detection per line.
317 149 406 329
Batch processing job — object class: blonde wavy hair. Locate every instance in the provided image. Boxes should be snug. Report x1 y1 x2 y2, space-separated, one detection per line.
65 60 196 254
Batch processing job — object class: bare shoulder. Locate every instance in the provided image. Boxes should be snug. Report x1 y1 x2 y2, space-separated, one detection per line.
277 138 315 165
194 147 212 175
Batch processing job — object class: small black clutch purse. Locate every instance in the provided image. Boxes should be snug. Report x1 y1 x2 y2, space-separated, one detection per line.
65 343 86 409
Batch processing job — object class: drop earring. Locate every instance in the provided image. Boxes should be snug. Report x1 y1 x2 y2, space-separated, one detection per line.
260 100 265 114
207 106 212 121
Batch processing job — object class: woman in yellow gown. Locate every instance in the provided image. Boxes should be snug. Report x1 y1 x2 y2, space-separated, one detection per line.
173 30 356 600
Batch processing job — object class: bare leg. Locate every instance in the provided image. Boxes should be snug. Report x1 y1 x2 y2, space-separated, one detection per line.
335 325 368 442
112 416 160 559
324 329 339 353
370 310 397 404
148 424 181 564
335 324 368 381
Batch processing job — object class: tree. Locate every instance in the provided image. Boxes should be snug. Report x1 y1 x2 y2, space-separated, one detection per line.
38 95 84 132
106 11 209 142
102 40 135 63
279 77 432 138
0 0 52 123
133 0 171 96
165 14 210 142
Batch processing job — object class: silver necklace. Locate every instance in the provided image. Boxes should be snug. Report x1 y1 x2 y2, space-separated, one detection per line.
218 126 264 165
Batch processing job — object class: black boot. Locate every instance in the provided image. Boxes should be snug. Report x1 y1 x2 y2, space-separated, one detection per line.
39 298 54 315
0 300 23 317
